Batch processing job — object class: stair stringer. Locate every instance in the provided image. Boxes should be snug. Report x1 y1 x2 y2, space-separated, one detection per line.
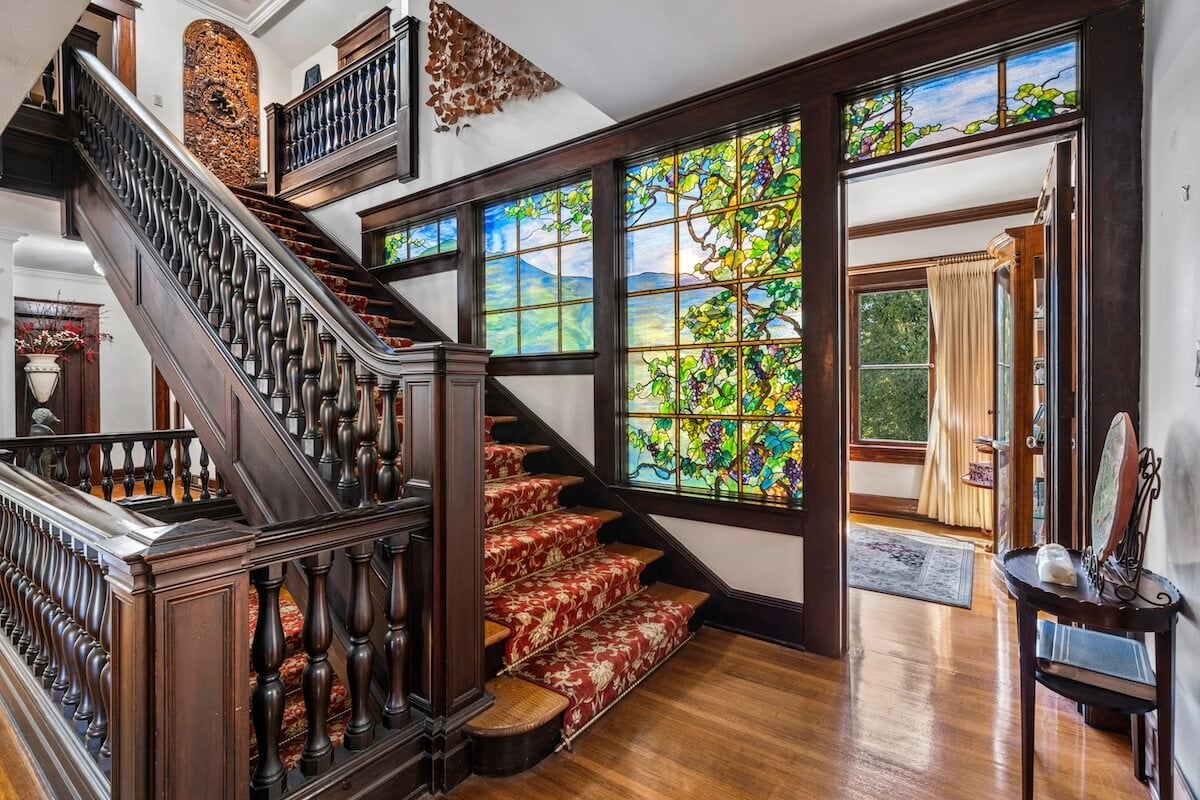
74 163 342 526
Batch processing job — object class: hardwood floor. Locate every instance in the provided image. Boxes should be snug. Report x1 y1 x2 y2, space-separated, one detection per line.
448 541 1149 800
0 521 1149 799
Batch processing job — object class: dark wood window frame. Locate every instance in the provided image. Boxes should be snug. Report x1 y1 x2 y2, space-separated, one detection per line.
356 0 1145 659
848 265 933 465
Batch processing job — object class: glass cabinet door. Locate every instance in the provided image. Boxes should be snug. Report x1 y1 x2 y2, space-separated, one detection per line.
993 265 1014 558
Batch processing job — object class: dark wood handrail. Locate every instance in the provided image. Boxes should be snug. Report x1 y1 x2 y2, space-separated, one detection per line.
0 429 197 448
250 499 426 568
283 35 396 117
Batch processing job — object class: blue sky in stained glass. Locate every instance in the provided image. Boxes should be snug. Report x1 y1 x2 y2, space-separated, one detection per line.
625 223 676 292
1006 40 1078 117
484 203 517 256
438 215 457 252
903 61 999 149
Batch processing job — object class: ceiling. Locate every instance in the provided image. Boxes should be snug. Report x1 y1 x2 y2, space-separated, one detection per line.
0 191 95 276
444 0 969 121
0 0 89 130
846 141 1055 227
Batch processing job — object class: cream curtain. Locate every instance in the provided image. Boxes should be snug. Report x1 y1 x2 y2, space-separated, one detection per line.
918 257 994 529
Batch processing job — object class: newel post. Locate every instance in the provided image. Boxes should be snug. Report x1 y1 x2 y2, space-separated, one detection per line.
102 520 256 800
396 342 488 793
264 102 283 196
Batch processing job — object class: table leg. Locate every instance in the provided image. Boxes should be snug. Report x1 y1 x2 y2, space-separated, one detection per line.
1131 713 1147 782
1155 624 1175 800
1017 600 1038 800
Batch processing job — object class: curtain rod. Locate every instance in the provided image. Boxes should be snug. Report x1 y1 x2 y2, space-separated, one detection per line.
849 250 991 275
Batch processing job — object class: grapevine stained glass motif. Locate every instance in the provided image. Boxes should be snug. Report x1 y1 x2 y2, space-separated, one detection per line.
625 121 803 505
382 212 457 264
483 180 594 356
844 38 1079 161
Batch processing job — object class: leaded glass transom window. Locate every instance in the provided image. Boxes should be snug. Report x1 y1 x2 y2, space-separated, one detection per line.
482 181 594 356
382 212 458 264
623 121 803 505
844 38 1079 162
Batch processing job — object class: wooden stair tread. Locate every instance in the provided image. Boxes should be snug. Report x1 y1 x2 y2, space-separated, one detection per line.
488 415 518 425
643 582 711 610
567 506 622 524
606 543 663 566
536 473 584 488
484 620 511 648
511 443 550 454
466 676 569 738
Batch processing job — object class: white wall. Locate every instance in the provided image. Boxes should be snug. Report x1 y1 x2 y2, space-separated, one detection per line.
11 267 154 434
653 516 803 602
134 0 293 172
389 270 458 340
0 232 20 437
1142 0 1200 791
850 461 924 499
496 375 594 464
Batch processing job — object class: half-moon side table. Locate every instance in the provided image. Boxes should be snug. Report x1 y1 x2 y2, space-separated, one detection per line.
1003 547 1182 800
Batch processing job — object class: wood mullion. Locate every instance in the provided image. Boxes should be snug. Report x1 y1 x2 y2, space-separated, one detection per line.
456 202 479 344
591 161 620 483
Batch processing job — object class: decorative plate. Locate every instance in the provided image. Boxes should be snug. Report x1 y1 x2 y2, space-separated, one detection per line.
1090 412 1139 560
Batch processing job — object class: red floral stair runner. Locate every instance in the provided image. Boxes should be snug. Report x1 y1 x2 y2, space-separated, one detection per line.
248 589 351 772
513 591 694 739
484 475 563 527
484 510 601 593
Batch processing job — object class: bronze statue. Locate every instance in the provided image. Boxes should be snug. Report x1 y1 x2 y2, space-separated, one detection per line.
26 407 60 478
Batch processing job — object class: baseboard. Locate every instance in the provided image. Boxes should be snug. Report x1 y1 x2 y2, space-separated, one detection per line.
1143 709 1198 800
850 493 924 521
0 634 107 800
707 590 804 650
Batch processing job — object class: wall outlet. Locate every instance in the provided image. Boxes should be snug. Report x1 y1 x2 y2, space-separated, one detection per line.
153 94 164 107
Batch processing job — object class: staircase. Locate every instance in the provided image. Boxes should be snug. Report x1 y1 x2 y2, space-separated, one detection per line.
232 181 711 773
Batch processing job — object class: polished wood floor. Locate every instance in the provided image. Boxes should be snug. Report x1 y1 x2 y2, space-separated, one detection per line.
0 520 1148 799
449 527 1148 800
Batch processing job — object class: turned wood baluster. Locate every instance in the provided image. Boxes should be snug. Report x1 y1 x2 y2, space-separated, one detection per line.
150 153 168 249
133 133 149 226
250 566 287 797
299 553 334 776
61 541 89 709
8 511 30 646
180 436 193 503
0 503 14 634
16 514 40 658
217 227 237 345
121 442 135 498
343 542 375 749
329 86 341 152
83 566 109 752
166 169 182 273
208 214 227 328
269 280 289 414
41 529 68 688
77 445 93 494
300 314 322 458
336 349 360 504
194 198 212 309
322 89 333 157
99 443 114 502
175 183 193 288
230 235 248 359
381 534 410 727
53 446 68 485
285 296 305 435
162 438 175 502
243 249 261 375
376 380 400 502
97 581 113 763
39 60 56 112
317 333 340 482
73 549 105 730
142 439 156 495
282 109 292 172
199 446 212 501
356 369 379 508
217 475 228 498
26 524 49 671
51 537 80 700
255 258 274 392
384 48 397 126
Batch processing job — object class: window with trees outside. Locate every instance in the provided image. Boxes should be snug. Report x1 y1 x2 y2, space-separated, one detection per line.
482 181 594 356
623 121 803 505
844 37 1079 162
851 276 933 461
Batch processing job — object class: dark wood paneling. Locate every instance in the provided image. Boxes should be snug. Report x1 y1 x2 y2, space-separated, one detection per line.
849 492 923 520
455 203 479 345
590 162 619 483
488 353 595 376
334 7 392 68
369 251 457 281
849 444 926 465
847 197 1039 239
614 487 802 537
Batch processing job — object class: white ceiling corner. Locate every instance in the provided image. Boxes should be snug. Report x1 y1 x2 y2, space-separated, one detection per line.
172 0 296 34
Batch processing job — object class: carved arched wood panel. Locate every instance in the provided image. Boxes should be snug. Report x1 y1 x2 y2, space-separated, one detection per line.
183 19 260 186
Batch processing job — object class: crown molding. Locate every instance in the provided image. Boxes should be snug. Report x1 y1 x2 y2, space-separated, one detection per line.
174 0 295 34
0 228 29 245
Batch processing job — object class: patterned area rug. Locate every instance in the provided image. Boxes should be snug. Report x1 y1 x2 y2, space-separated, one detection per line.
849 524 975 608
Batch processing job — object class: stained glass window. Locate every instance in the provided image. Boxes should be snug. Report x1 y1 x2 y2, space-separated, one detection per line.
624 121 803 505
482 180 594 356
844 37 1079 162
382 212 457 264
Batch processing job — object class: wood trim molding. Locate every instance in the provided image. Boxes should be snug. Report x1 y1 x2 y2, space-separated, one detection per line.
333 6 391 68
849 493 923 520
488 352 596 376
369 251 458 281
614 486 804 537
847 197 1040 239
849 443 927 465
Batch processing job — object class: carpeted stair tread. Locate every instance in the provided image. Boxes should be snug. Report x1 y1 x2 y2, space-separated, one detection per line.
465 676 568 739
484 620 512 649
484 509 604 593
485 549 646 666
484 443 528 482
511 589 699 739
483 475 565 528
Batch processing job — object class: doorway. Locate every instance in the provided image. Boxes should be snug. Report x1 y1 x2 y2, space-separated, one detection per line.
841 135 1079 609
